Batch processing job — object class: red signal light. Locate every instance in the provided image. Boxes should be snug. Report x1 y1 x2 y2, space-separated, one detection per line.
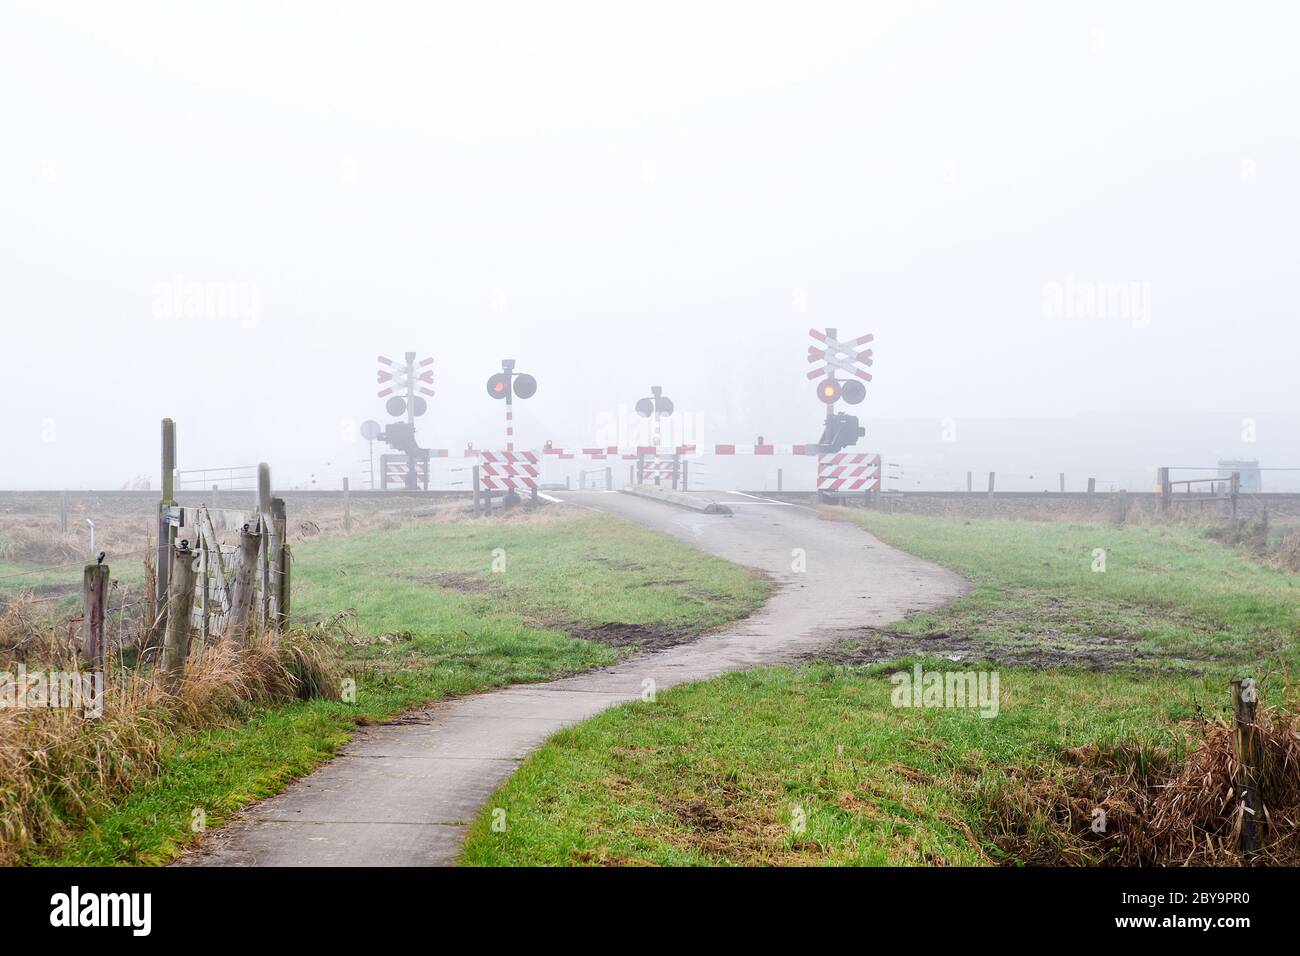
817 379 842 403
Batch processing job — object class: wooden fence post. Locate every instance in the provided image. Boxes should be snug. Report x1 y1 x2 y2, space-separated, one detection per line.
605 466 612 491
160 542 196 691
472 466 481 514
1059 472 1065 493
343 477 351 532
1231 471 1240 520
81 562 109 668
270 497 287 632
60 491 69 533
986 472 996 499
1087 477 1096 503
966 471 972 493
1231 678 1261 855
226 525 261 644
199 529 209 648
1158 466 1171 514
156 418 177 636
257 463 273 626
777 468 783 492
277 542 292 633
1117 489 1130 524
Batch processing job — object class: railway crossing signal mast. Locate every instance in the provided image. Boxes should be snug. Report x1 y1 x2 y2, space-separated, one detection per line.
486 359 538 504
635 385 674 448
365 351 435 489
807 327 873 454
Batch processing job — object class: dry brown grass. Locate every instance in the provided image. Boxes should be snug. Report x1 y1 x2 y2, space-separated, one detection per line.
0 622 340 865
0 513 148 566
984 705 1300 866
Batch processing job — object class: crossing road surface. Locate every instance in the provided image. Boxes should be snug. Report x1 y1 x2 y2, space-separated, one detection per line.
183 490 966 866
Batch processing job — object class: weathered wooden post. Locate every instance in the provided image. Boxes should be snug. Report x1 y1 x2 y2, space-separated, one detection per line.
1231 678 1261 854
1117 489 1130 524
160 541 196 691
257 463 273 626
472 465 481 514
156 418 177 635
226 525 261 644
986 472 995 499
81 561 110 668
1059 473 1065 493
198 529 209 648
1231 471 1240 520
343 477 352 532
270 497 287 631
967 471 973 494
60 491 69 533
1087 477 1096 503
1158 466 1171 514
277 540 292 633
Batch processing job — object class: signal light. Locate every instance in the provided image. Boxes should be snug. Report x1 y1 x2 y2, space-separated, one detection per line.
486 371 537 400
513 373 537 399
817 379 841 404
840 379 867 404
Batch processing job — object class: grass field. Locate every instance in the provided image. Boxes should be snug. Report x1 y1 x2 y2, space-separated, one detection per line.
17 508 768 865
460 513 1300 866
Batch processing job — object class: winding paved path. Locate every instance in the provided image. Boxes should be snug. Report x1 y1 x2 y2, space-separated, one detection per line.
185 491 965 866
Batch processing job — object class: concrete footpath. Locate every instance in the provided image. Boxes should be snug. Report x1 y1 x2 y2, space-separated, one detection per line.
182 490 966 866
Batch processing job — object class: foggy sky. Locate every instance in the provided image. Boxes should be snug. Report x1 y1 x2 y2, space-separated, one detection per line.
2 1 1297 490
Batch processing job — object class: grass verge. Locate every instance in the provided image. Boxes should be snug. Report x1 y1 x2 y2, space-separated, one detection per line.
11 509 767 865
460 512 1300 866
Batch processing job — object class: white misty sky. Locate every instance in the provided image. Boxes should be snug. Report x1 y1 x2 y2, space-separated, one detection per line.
1 1 1297 488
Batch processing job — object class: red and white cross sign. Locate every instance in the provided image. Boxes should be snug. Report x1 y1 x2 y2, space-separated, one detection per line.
807 329 874 381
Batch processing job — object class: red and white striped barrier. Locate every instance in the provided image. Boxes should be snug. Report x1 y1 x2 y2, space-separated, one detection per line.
478 450 540 493
536 443 817 460
384 459 429 485
817 453 881 492
640 457 678 483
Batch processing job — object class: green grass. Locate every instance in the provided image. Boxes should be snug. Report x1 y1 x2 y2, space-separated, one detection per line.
460 513 1300 866
28 510 768 865
837 512 1300 672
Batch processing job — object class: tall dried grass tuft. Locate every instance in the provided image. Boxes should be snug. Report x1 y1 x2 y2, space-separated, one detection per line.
982 704 1300 866
0 622 342 864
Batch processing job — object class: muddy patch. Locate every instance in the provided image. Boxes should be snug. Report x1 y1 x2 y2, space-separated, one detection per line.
806 627 1140 670
403 571 493 593
565 621 696 652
